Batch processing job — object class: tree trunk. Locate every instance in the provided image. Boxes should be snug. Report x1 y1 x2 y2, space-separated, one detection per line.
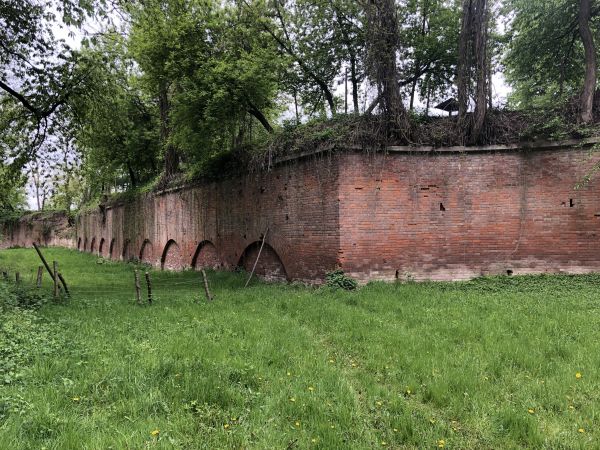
471 0 488 143
159 82 179 178
579 0 597 124
457 0 472 123
366 0 409 138
127 162 137 188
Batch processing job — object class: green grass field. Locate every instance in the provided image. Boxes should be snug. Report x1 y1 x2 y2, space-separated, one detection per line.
0 248 599 449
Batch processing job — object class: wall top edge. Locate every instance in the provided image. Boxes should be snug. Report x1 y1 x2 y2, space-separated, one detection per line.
101 136 600 209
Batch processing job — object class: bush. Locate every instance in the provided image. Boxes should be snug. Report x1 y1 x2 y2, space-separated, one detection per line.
0 282 51 310
326 269 358 291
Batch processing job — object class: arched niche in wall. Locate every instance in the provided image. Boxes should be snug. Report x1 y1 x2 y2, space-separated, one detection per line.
191 240 220 269
109 239 115 259
90 237 96 254
99 238 105 256
84 238 88 252
238 241 288 282
161 239 184 270
139 239 154 265
77 237 81 250
122 239 132 261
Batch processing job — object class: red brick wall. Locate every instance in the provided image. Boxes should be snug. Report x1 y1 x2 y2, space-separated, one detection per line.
14 140 600 283
338 146 600 281
0 212 73 249
76 156 341 282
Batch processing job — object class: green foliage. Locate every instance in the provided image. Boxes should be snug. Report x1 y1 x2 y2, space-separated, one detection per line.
0 281 57 389
0 248 600 447
503 0 599 109
326 269 358 290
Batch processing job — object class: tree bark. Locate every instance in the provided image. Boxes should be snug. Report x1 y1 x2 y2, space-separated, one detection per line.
579 0 597 124
471 0 489 143
159 82 179 178
365 0 409 137
457 0 473 124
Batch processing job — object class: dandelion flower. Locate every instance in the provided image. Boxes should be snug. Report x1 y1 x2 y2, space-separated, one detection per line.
393 428 398 432
295 421 301 427
287 372 292 376
72 397 80 402
223 424 230 430
290 397 296 402
308 386 315 392
381 441 387 446
330 424 335 429
528 409 535 414
311 438 317 443
150 429 160 437
437 439 445 448
376 401 383 406
578 428 585 433
328 359 335 363
576 372 582 379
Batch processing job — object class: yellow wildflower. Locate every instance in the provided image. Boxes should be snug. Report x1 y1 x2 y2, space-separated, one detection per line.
72 397 80 402
528 409 535 414
295 421 301 427
576 372 582 379
150 429 160 437
308 386 315 392
437 439 445 448
223 424 230 430
376 401 383 407
290 397 296 402
578 428 585 433
287 372 292 376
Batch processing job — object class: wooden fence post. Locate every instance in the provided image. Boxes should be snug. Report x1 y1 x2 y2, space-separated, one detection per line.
134 270 142 305
36 266 43 288
202 270 213 302
53 261 59 299
145 271 153 304
15 272 20 284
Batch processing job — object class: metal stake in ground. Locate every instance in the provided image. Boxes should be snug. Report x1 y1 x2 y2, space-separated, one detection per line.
201 270 213 301
245 228 269 288
134 270 142 305
53 261 59 298
36 266 43 288
145 271 153 304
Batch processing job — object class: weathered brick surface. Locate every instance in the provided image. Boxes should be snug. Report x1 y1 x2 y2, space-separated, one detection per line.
7 141 600 283
0 212 73 249
76 156 340 282
338 147 600 281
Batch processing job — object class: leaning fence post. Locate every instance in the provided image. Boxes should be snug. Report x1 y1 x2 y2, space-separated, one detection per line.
53 261 59 298
145 271 153 304
134 270 142 305
36 266 43 288
201 270 213 302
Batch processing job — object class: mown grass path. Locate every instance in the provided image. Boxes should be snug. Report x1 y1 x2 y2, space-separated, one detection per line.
0 248 598 449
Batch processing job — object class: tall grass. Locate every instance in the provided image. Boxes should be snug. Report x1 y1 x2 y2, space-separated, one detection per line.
0 248 598 449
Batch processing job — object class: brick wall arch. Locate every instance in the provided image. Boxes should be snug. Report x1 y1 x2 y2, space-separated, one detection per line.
161 239 184 270
238 241 288 282
140 239 154 264
191 240 220 269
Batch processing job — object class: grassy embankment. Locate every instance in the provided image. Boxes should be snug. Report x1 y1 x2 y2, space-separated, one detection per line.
0 247 598 449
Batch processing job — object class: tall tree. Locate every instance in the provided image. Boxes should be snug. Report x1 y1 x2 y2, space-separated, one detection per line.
579 0 597 123
365 0 409 137
457 0 489 143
